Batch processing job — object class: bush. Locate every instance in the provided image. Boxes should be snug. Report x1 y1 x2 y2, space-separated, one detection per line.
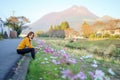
113 48 120 56
113 35 120 39
104 45 116 57
0 33 3 39
103 33 110 38
37 33 49 37
3 31 8 39
46 30 65 38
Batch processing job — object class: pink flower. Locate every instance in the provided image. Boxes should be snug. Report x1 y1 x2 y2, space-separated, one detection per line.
62 53 69 59
52 59 60 65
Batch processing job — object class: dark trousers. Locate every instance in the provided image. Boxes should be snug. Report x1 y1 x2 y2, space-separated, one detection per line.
17 48 35 59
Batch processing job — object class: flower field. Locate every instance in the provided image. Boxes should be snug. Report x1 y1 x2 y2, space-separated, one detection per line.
26 38 120 80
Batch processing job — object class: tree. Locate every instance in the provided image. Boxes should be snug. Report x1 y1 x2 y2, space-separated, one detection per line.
54 25 60 30
60 21 70 30
5 16 30 37
49 25 54 31
81 22 93 38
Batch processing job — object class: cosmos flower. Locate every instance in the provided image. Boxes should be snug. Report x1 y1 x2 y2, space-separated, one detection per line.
81 54 93 59
61 69 74 80
108 68 115 76
74 71 86 80
94 70 105 80
52 59 61 65
88 71 95 79
91 64 98 68
68 58 77 64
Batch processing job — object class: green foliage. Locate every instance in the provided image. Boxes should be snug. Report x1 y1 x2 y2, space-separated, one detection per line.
37 33 49 37
47 21 70 38
103 33 110 38
47 30 65 38
49 21 70 31
114 48 120 56
60 21 70 30
89 33 96 38
0 33 3 40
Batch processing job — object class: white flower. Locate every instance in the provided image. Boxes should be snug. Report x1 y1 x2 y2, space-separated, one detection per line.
39 77 43 80
91 59 98 68
94 70 105 80
91 64 98 68
95 70 105 77
60 49 66 54
104 76 110 80
81 54 93 59
44 58 48 60
93 59 97 64
94 77 103 80
108 68 115 76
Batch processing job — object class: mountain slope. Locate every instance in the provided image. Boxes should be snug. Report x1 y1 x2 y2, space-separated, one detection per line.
24 5 99 33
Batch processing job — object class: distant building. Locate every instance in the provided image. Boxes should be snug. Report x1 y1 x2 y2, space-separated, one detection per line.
64 28 84 40
0 18 4 34
97 28 120 35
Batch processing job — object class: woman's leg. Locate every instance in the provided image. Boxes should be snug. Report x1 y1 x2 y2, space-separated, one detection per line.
30 48 35 59
17 48 35 59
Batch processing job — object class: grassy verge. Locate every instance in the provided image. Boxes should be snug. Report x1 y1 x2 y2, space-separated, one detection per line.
26 38 120 80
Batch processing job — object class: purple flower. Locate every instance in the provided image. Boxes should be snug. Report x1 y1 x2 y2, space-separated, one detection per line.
75 71 86 80
95 70 105 77
68 58 77 64
88 71 95 79
61 69 74 80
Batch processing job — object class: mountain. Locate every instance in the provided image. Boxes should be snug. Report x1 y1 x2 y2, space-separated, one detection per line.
23 5 99 33
97 15 115 22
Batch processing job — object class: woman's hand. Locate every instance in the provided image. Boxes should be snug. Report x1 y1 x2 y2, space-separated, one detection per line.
35 47 39 53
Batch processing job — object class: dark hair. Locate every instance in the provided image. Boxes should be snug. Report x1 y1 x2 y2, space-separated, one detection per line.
26 31 34 39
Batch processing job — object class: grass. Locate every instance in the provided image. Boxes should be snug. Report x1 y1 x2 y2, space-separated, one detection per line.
26 38 120 80
65 39 120 50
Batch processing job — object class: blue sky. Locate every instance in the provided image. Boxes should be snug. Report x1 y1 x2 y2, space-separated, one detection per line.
0 0 120 23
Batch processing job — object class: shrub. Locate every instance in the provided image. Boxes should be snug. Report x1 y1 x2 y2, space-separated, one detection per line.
113 48 120 56
104 45 116 57
0 33 3 39
37 33 49 37
3 31 8 39
103 33 110 38
46 30 65 38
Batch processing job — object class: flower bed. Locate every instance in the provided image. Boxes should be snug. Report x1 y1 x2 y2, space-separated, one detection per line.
26 38 120 80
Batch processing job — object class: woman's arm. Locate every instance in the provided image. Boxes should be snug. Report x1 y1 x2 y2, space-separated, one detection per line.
25 37 33 48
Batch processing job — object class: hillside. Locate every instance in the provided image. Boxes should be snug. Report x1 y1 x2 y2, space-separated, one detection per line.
22 5 98 33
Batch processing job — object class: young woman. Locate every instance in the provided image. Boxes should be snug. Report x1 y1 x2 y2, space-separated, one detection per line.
17 31 36 59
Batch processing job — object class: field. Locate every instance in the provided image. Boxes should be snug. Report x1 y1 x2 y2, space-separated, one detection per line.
26 38 120 80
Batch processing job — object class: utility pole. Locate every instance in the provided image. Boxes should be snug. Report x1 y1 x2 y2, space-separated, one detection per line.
12 10 15 16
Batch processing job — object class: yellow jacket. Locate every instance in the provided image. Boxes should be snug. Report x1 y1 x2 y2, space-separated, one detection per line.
17 37 33 49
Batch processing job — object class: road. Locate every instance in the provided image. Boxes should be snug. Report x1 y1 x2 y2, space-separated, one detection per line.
0 39 22 80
